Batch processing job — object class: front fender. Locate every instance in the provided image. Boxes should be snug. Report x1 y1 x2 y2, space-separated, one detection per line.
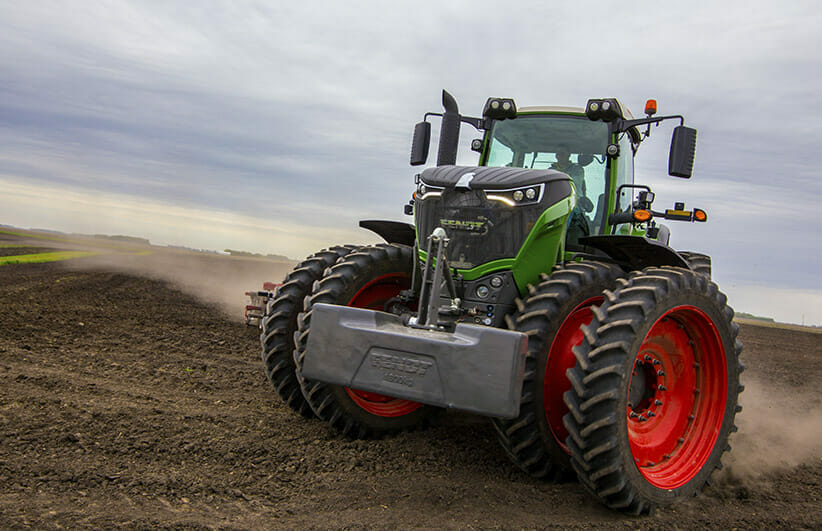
578 235 689 271
359 220 416 246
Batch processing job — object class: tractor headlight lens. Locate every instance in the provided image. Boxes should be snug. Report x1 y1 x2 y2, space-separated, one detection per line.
490 276 503 288
491 100 500 109
419 184 426 195
513 190 524 201
525 188 536 200
476 285 490 298
589 102 599 112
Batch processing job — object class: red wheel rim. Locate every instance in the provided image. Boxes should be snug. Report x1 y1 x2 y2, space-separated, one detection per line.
345 272 423 418
544 296 603 453
626 306 727 489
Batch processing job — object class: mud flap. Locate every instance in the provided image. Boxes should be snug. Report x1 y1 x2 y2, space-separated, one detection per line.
302 303 528 418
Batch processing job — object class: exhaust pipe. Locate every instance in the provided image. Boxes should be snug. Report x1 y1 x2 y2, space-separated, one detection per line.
436 90 460 166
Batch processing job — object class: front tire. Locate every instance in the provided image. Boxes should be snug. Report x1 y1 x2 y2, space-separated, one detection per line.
492 261 623 479
260 245 357 417
294 244 440 438
563 267 743 514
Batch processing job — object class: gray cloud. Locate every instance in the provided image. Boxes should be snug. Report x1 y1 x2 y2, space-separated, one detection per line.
1 1 821 317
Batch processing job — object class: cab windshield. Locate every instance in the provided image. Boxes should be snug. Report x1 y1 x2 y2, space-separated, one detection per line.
484 114 611 237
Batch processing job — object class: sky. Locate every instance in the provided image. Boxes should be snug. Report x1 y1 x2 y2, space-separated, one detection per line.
1 1 821 325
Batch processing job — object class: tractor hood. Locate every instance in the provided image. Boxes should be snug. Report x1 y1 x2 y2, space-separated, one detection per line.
420 165 570 190
414 165 573 271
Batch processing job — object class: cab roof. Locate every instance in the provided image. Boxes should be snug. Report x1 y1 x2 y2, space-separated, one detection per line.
517 104 635 119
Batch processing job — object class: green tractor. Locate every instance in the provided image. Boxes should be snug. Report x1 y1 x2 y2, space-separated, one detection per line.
260 91 742 514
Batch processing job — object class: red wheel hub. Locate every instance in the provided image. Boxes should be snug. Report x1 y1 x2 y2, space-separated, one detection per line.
345 272 423 418
627 306 727 489
544 297 603 453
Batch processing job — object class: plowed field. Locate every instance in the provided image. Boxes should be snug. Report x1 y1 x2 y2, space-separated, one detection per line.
1 232 820 529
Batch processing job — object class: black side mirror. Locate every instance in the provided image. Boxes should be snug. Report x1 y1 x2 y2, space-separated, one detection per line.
410 121 431 166
668 126 697 178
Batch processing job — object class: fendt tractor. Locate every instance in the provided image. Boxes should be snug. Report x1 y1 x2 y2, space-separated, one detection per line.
257 91 743 514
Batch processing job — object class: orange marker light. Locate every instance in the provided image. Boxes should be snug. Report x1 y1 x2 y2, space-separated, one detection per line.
645 99 657 116
633 209 652 222
694 208 707 222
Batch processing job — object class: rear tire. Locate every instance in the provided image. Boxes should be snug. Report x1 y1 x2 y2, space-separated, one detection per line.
679 251 711 279
294 244 440 438
260 245 357 417
563 267 742 514
492 261 623 479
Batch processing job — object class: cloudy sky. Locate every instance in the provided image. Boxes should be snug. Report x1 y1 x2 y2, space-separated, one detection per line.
1 1 821 324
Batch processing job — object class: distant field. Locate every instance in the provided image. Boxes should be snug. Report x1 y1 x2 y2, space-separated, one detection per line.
734 317 822 334
0 250 99 265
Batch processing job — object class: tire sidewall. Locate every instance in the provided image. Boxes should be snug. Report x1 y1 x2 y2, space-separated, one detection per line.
533 281 614 466
614 274 739 504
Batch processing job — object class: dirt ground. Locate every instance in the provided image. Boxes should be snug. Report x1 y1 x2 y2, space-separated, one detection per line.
1 232 821 529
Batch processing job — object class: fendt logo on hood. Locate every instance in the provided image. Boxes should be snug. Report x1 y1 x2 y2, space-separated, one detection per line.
439 216 492 235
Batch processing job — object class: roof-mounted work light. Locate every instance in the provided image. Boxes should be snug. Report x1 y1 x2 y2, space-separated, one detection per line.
585 98 624 122
482 97 517 119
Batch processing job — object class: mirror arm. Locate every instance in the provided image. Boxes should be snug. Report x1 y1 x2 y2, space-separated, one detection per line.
614 114 685 133
421 113 486 130
459 115 487 131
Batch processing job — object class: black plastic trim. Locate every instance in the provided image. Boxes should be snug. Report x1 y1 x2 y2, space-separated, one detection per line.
359 220 416 246
578 235 688 271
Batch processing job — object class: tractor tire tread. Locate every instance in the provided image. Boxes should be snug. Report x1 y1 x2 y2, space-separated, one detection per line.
261 245 358 417
491 260 623 480
563 267 742 514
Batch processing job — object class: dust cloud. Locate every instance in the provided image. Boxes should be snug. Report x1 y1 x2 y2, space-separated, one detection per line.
721 376 822 482
66 248 296 321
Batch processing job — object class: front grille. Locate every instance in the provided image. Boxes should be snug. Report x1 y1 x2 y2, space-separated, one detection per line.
416 189 545 269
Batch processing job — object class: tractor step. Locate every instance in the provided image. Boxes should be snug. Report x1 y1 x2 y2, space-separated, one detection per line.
302 303 528 418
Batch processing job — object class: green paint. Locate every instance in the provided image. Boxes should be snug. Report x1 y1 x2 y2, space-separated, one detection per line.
511 197 574 294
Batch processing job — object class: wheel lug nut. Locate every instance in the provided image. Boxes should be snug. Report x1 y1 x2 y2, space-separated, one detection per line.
647 411 656 417
652 359 661 366
644 355 652 362
657 370 665 376
629 412 639 419
638 415 647 422
658 385 667 391
654 400 663 406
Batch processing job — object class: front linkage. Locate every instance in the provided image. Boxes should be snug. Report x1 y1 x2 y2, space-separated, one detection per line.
300 229 528 419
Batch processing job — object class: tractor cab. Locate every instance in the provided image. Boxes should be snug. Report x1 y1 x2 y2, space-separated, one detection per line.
410 92 700 268
478 108 631 248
